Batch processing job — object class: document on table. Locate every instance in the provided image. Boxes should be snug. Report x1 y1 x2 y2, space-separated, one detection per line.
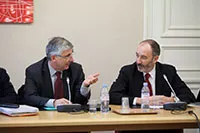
149 105 163 109
0 105 39 117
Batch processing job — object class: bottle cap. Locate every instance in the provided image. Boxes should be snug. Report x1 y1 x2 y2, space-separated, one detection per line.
102 84 108 88
143 82 148 86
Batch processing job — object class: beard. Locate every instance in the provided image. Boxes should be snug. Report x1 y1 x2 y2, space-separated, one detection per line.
137 64 146 72
137 62 154 73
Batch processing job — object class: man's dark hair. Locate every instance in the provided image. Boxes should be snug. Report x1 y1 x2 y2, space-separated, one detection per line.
140 39 160 56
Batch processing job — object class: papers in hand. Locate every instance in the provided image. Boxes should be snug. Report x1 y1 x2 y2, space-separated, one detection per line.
0 105 39 117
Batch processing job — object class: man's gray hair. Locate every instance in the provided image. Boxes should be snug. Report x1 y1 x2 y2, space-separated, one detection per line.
46 37 73 60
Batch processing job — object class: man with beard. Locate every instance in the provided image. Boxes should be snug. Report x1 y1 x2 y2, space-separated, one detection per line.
24 37 99 108
109 39 195 107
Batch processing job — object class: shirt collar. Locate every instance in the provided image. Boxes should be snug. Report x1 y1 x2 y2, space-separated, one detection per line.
48 61 57 77
143 64 156 79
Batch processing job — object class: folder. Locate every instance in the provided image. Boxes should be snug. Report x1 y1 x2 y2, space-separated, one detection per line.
0 105 39 117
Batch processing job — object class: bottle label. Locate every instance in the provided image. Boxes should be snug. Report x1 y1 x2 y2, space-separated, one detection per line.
100 100 109 112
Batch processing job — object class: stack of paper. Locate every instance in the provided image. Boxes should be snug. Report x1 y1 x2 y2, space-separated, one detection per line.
0 105 39 117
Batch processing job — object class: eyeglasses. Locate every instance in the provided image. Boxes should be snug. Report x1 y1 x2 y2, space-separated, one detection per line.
56 53 73 59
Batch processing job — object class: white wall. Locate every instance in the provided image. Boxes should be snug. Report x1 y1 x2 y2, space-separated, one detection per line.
0 0 144 100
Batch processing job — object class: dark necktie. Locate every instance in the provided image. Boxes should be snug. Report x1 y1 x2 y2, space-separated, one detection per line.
145 73 153 96
54 71 64 99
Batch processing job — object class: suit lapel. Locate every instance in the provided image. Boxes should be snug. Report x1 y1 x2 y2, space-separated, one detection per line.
155 62 172 96
135 71 144 96
132 63 144 97
155 63 166 95
68 67 74 101
42 59 54 98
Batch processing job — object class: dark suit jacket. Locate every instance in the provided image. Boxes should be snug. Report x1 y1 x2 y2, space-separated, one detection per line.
0 68 17 104
24 57 90 108
197 90 200 102
109 62 196 105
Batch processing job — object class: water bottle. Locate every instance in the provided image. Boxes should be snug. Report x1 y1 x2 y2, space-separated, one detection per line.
141 82 150 109
100 84 109 113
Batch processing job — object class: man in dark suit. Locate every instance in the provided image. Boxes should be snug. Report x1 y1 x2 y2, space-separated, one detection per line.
109 39 195 107
196 90 200 102
24 37 99 108
0 68 17 104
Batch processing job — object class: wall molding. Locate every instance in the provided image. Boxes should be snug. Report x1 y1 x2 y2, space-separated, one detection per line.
182 79 200 95
184 78 200 84
160 44 200 90
144 0 200 38
177 68 200 72
143 0 200 97
161 44 200 50
169 26 200 30
143 0 153 39
161 0 200 38
160 44 200 63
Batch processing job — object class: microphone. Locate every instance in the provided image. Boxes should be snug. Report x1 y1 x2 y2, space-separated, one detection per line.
66 77 71 102
163 74 180 102
64 70 71 103
163 74 187 110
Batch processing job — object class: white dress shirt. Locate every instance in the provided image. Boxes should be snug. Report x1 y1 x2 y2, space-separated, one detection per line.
45 62 89 107
133 65 156 105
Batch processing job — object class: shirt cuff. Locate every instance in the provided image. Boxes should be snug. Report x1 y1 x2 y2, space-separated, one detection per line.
80 84 90 97
133 97 138 105
45 99 54 107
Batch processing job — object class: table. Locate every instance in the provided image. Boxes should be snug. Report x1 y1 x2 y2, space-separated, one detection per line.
0 105 199 133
